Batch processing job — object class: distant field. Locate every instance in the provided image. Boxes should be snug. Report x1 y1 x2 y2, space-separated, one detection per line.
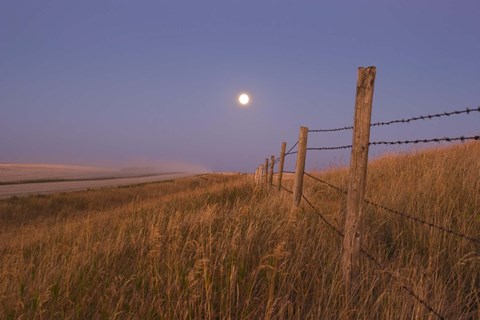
0 163 176 183
0 144 479 319
0 164 197 199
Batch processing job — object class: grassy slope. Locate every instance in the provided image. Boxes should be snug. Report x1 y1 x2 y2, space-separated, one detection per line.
0 143 479 319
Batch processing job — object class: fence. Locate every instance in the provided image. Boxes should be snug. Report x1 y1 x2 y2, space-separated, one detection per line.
253 66 480 319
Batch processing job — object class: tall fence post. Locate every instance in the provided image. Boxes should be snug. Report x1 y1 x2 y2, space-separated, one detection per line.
264 158 269 186
293 127 308 206
277 142 287 191
269 155 275 186
258 166 261 185
341 66 376 302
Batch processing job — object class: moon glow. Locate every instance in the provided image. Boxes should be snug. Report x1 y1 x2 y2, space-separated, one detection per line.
238 93 250 106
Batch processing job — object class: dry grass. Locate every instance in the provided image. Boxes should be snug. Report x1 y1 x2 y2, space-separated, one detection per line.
0 144 479 319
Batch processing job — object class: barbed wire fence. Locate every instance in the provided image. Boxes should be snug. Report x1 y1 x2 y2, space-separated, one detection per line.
253 67 479 319
308 106 480 133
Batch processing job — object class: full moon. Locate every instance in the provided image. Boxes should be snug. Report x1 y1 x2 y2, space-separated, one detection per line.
238 93 250 105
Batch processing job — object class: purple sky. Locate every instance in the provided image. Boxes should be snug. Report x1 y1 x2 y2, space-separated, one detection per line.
1 0 479 172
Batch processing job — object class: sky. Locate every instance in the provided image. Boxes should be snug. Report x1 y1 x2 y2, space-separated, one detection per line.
1 0 479 172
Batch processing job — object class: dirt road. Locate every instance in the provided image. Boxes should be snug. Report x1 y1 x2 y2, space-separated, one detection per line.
0 173 195 199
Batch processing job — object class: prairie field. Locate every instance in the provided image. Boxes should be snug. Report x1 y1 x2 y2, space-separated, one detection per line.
0 143 479 319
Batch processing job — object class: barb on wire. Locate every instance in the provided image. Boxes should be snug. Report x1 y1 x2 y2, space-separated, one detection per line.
308 107 480 133
371 107 480 128
370 135 479 147
307 145 353 151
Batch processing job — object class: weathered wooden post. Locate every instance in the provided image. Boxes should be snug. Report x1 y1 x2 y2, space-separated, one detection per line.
277 142 287 191
260 166 263 185
341 66 376 301
264 158 269 185
293 127 308 206
269 155 275 186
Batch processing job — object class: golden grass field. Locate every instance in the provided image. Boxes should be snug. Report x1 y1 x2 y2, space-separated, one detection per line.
0 143 479 319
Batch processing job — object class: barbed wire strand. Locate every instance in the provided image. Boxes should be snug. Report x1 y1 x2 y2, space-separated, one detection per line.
301 194 344 238
269 141 299 167
273 152 296 166
371 107 480 128
275 151 297 165
300 194 443 319
370 135 479 146
364 199 480 245
271 183 293 194
271 185 443 318
286 141 299 156
359 248 444 319
309 125 353 133
302 172 480 245
306 135 479 152
307 145 353 151
303 172 348 194
308 106 480 133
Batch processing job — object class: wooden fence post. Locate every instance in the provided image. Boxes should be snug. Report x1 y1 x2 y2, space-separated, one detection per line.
264 158 269 185
260 164 264 185
269 155 275 186
341 66 376 301
260 165 264 185
293 127 308 206
277 142 287 191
